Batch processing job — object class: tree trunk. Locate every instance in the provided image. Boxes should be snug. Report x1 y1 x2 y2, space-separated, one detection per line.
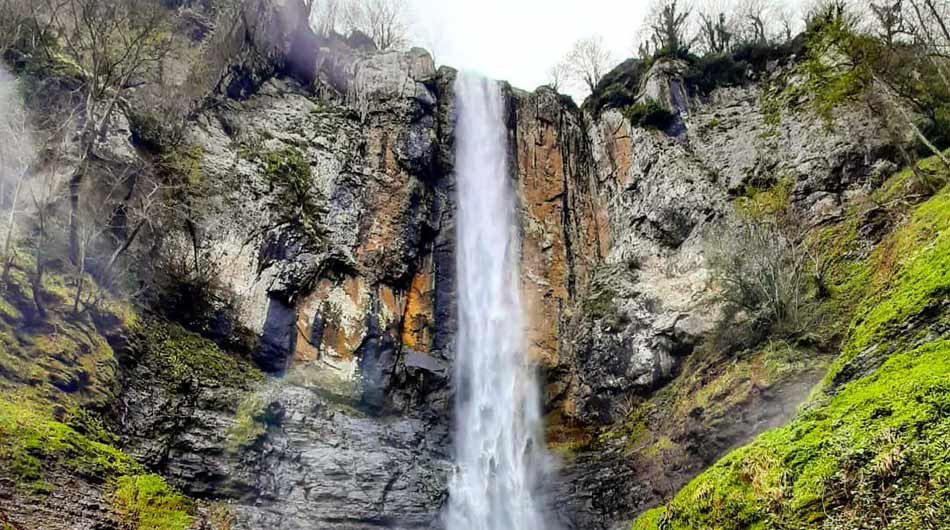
874 75 950 174
2 173 24 283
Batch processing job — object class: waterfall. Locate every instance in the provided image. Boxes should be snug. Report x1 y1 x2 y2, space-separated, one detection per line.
444 72 553 530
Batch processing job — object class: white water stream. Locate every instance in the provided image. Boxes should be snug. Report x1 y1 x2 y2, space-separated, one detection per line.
443 72 553 530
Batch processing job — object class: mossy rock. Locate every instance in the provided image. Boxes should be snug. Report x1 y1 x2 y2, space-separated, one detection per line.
633 339 950 530
0 398 140 492
135 319 264 391
632 181 950 530
112 474 193 530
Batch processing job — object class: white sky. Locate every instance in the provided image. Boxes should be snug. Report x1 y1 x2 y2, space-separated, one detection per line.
406 0 806 102
407 0 651 100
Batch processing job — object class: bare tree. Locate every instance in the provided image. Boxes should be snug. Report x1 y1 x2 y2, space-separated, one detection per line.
736 0 772 44
870 1 908 45
564 36 614 94
706 213 814 336
343 0 410 51
698 10 735 54
310 0 342 37
0 0 31 56
546 61 571 92
646 0 695 57
33 0 171 266
0 70 35 281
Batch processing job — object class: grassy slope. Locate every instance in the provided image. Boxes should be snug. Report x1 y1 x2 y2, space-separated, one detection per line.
0 257 260 529
633 168 950 529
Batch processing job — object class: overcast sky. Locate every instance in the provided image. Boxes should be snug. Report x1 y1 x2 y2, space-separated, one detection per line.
407 0 651 100
406 0 805 102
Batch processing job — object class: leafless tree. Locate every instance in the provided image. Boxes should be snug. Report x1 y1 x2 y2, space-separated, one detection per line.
546 61 571 92
310 0 342 37
564 36 614 94
0 0 31 56
697 10 735 54
32 0 171 266
706 213 814 336
343 0 410 51
645 0 695 57
870 0 908 45
736 0 772 44
0 71 35 281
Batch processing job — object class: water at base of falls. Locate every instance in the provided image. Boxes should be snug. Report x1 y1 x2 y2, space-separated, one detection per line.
443 72 554 530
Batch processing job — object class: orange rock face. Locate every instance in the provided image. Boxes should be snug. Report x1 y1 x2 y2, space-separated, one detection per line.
402 264 434 353
513 90 604 378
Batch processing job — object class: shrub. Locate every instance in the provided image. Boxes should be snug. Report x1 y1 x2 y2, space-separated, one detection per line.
260 146 327 242
685 53 747 95
625 99 676 130
583 58 649 115
112 474 193 530
705 214 814 337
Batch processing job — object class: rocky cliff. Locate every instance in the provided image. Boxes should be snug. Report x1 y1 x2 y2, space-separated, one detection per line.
1 1 946 530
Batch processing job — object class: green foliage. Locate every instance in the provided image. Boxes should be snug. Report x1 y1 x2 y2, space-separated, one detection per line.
135 319 263 391
112 474 193 530
685 53 748 95
227 394 267 452
785 9 873 123
625 99 676 131
583 58 648 115
260 146 326 242
632 181 950 530
0 398 140 492
128 109 186 154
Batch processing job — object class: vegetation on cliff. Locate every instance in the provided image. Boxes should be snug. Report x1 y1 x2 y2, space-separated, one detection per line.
633 166 950 529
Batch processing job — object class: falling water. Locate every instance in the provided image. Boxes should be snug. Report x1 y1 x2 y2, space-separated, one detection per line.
444 72 552 530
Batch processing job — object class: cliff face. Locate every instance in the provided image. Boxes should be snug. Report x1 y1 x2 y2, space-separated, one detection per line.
0 2 932 530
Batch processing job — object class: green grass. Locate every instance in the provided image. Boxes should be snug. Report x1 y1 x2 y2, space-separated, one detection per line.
112 474 193 530
0 398 140 493
632 183 950 530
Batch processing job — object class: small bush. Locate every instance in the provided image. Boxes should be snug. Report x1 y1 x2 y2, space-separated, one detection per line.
705 215 815 337
625 99 676 130
112 474 193 530
685 53 747 95
584 58 648 115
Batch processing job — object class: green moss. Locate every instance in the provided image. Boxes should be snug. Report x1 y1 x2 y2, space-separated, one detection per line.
112 474 193 530
632 181 950 530
137 319 263 391
227 393 267 451
0 398 140 492
581 286 617 320
735 178 793 219
0 297 22 322
633 339 950 530
162 144 205 186
824 185 950 386
624 99 676 131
